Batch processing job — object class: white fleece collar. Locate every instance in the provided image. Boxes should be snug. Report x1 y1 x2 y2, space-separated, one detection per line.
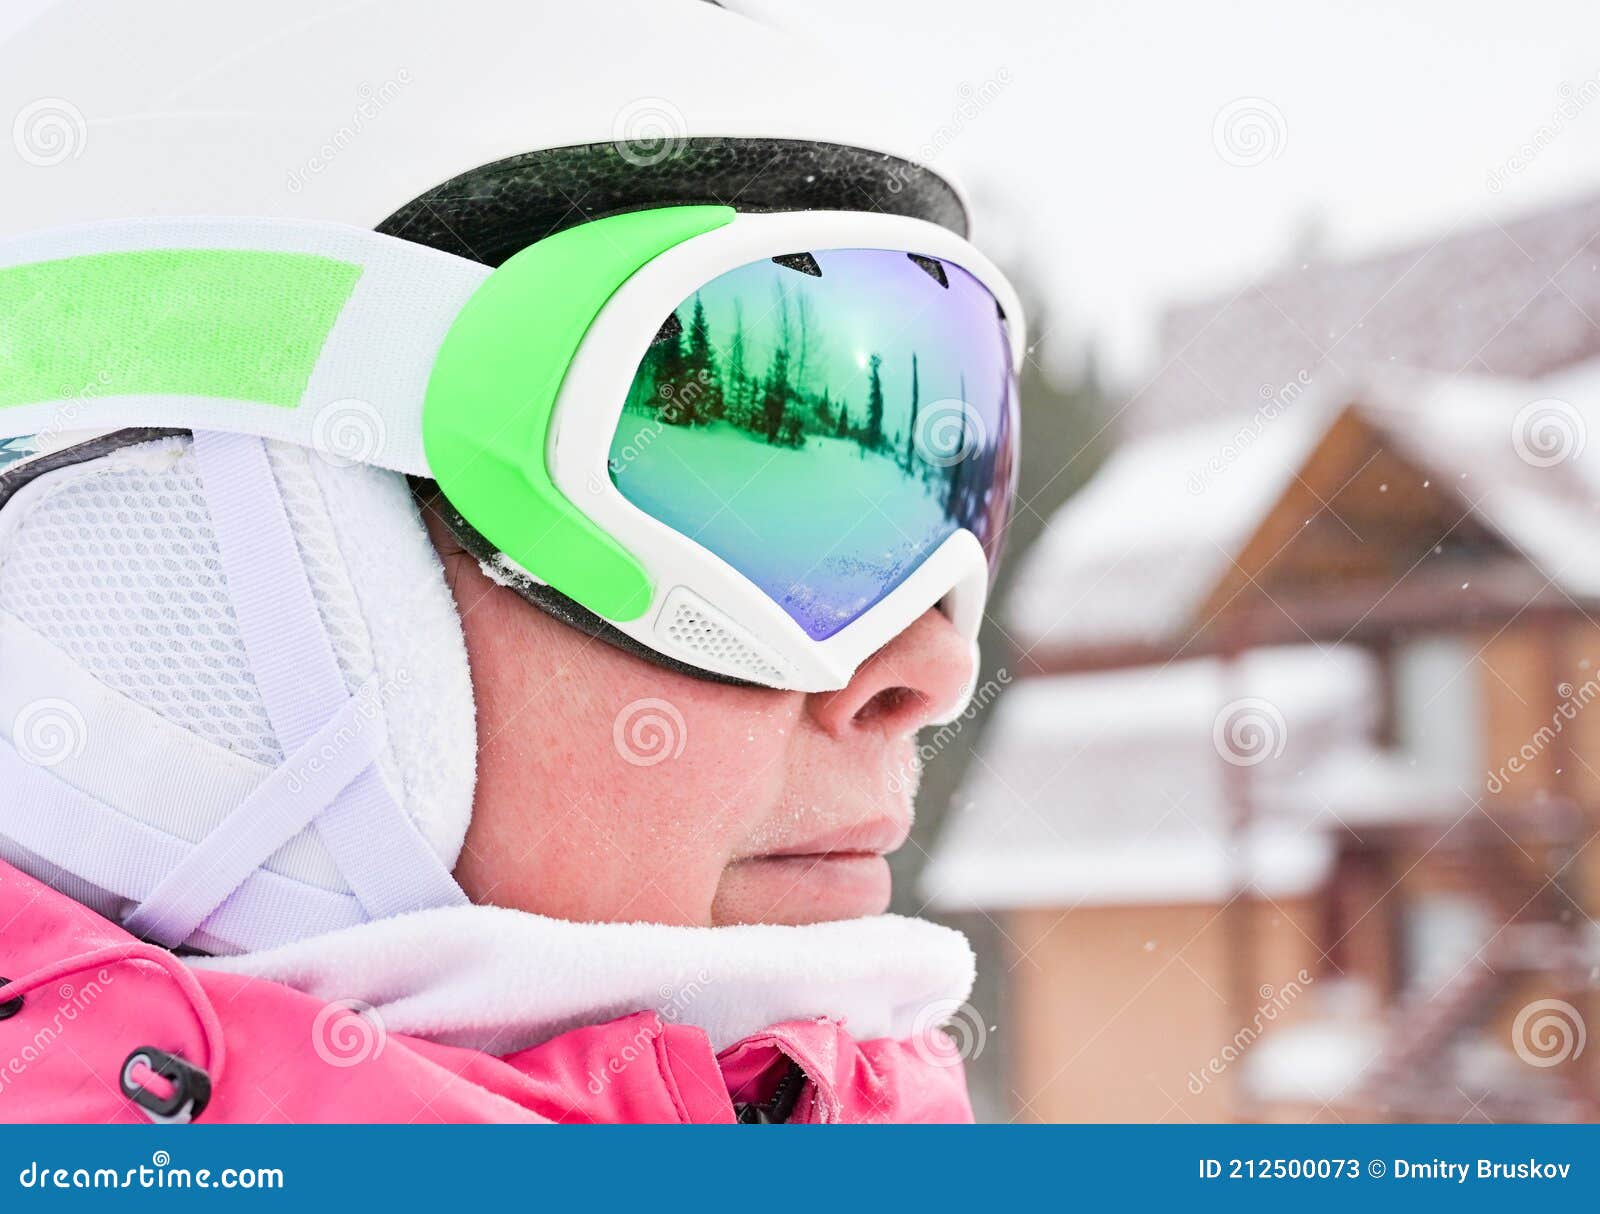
191 904 975 1055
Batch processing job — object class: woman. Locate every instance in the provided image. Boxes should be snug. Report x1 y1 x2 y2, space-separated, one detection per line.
0 0 1022 1123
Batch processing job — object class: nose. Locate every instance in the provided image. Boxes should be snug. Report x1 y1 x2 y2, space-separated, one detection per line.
805 608 977 739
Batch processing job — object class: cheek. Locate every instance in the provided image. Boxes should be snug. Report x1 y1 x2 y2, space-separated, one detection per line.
451 578 796 925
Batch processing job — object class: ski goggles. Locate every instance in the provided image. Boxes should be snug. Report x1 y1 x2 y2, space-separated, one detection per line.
0 206 1023 692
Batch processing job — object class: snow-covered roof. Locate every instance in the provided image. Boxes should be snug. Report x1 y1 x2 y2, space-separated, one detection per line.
1005 390 1336 655
921 644 1479 910
1264 748 1473 829
1007 361 1600 659
1361 366 1600 599
1123 192 1600 439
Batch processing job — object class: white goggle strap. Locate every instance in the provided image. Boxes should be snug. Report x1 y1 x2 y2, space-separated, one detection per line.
0 217 490 475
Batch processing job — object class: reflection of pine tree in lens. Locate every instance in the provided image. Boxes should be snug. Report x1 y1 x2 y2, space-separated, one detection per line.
727 300 751 431
904 352 921 476
943 372 969 521
813 388 835 435
653 310 690 425
866 354 884 452
685 295 723 423
762 343 789 444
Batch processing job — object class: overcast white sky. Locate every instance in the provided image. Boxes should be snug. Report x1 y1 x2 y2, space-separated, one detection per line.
8 0 1599 381
792 0 1600 379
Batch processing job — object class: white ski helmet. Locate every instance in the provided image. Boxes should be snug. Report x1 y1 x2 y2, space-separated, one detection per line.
0 0 995 955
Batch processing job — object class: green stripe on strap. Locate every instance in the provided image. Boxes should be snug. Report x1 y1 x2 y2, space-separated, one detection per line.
0 249 361 409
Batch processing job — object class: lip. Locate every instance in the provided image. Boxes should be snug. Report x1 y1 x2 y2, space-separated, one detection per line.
760 812 910 861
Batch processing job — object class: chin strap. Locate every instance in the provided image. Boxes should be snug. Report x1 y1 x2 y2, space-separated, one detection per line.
119 678 393 946
168 431 468 932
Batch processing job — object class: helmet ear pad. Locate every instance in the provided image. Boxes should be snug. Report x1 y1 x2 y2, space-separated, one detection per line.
378 137 968 267
414 481 763 689
0 431 477 954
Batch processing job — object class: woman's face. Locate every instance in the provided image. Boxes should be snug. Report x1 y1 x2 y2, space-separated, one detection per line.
424 504 975 928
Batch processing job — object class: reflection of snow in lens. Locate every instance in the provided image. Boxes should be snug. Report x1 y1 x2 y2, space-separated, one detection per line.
13 98 87 167
612 97 687 167
911 998 988 1068
1511 398 1586 467
13 698 87 767
1212 97 1287 167
311 398 387 468
311 998 387 1068
1512 998 1585 1068
914 399 986 468
1212 697 1288 767
613 698 687 767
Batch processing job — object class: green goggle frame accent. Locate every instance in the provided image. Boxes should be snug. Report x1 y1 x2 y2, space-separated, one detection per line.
422 204 733 622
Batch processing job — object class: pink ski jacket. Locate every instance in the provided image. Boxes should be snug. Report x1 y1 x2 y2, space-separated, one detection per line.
0 861 973 1124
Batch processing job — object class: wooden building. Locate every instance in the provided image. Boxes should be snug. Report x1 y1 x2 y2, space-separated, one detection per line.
926 197 1600 1123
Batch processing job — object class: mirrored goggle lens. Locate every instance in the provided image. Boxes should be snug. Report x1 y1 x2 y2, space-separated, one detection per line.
608 247 1016 642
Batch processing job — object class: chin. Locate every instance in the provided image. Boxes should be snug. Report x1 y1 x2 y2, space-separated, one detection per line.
710 853 893 926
